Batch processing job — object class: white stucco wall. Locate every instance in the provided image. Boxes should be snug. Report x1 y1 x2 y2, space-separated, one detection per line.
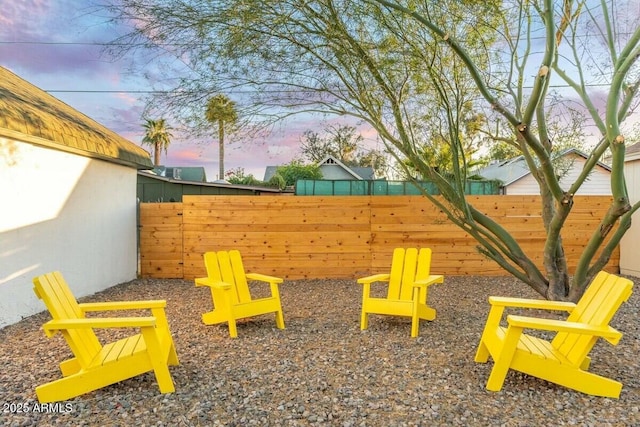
620 155 640 277
505 156 611 195
0 138 139 328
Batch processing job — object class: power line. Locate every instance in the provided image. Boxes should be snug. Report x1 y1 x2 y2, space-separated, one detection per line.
43 80 616 95
1 28 638 46
47 90 165 93
0 40 195 47
0 41 111 45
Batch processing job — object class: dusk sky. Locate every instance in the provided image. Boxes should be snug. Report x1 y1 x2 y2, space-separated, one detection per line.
0 1 380 180
4 2 635 181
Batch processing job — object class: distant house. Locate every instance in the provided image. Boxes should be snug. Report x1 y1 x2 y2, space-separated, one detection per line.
0 66 153 328
620 141 640 277
475 148 611 195
152 165 207 182
625 141 640 159
263 155 375 181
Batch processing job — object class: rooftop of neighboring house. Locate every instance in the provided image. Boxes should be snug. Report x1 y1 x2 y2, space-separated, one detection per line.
475 148 611 186
263 155 375 181
151 166 208 182
625 141 640 161
137 170 285 198
0 66 152 169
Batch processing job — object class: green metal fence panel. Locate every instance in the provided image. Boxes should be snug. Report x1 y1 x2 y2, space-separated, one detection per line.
334 180 352 195
467 180 500 194
371 181 388 195
389 181 410 195
295 179 500 196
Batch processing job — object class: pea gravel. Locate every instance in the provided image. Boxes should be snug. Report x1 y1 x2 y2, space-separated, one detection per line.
1 274 639 426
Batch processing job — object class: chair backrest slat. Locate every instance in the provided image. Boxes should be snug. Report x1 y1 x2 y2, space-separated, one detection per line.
203 250 252 304
415 248 433 282
33 272 102 367
387 248 406 300
386 248 433 301
203 252 223 282
552 271 633 365
229 250 252 303
399 248 419 300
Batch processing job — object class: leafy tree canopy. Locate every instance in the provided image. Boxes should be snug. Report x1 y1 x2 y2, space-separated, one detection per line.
275 161 323 187
142 118 173 166
300 124 389 178
106 0 640 301
225 167 263 186
205 94 238 180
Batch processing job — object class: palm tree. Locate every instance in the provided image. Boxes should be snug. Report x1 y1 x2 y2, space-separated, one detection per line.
142 118 173 166
205 94 238 180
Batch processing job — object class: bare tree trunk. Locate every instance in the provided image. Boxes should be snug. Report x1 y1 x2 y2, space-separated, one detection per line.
154 141 160 166
218 121 225 180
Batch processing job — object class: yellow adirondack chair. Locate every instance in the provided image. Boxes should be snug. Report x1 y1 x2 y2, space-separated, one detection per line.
474 271 633 398
195 250 285 338
357 248 444 337
32 271 179 403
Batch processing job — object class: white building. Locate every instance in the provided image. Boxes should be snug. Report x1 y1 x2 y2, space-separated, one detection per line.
0 66 153 328
620 142 640 277
476 148 611 195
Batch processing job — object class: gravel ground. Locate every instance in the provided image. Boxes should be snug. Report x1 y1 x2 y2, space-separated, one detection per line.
1 274 639 426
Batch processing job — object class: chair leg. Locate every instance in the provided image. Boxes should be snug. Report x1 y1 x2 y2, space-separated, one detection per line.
474 340 490 363
360 309 369 330
141 328 176 393
410 317 420 338
475 306 504 364
411 297 420 338
153 365 175 393
228 319 238 338
360 284 371 331
275 309 285 329
485 326 523 391
168 341 180 366
59 358 81 376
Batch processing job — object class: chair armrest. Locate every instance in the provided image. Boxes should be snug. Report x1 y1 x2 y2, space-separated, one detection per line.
42 317 157 337
357 274 390 285
79 300 167 312
246 273 283 284
413 275 444 288
488 296 576 312
507 315 623 343
195 277 232 290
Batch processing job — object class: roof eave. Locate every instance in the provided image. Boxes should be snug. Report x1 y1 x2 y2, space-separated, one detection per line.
137 171 283 192
1 128 153 170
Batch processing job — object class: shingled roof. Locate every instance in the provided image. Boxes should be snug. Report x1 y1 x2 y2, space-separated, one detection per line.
0 66 152 169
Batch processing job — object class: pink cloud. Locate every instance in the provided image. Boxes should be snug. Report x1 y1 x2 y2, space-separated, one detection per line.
172 148 205 162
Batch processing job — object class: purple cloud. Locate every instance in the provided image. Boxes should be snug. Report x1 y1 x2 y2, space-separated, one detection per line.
0 0 133 78
0 1 50 41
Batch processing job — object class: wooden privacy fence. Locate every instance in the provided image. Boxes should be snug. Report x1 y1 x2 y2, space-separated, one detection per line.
139 195 619 279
